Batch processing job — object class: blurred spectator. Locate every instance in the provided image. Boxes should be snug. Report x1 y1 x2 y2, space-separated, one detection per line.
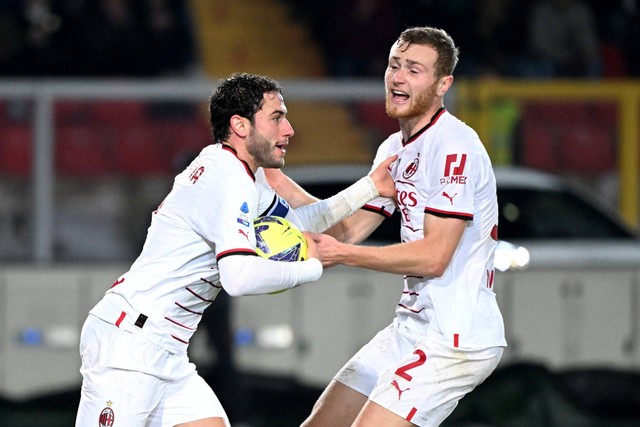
322 0 400 76
619 1 640 76
1 1 637 79
528 0 602 77
0 2 25 74
142 0 198 76
0 0 66 75
595 0 640 77
282 0 328 46
0 0 196 77
456 0 531 77
395 0 464 34
76 0 152 76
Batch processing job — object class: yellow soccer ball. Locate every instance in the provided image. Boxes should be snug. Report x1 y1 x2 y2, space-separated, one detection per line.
253 216 308 262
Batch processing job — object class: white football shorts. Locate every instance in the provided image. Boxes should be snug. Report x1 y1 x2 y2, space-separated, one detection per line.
334 319 503 427
75 314 229 427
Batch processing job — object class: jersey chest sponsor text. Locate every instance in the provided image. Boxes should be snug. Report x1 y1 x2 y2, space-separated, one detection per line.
396 188 418 207
440 153 468 185
395 179 423 227
394 153 422 209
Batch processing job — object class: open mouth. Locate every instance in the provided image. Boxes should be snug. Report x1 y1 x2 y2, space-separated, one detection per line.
275 142 287 155
391 90 410 103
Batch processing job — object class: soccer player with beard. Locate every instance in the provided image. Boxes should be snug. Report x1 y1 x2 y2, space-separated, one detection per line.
75 73 395 427
269 27 506 427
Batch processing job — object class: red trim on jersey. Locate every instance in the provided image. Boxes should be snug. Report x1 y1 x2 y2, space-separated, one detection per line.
171 334 189 344
403 224 422 233
362 203 393 218
221 144 255 182
111 277 124 288
396 179 416 187
407 407 418 422
186 286 214 302
115 311 126 327
165 316 195 330
216 248 258 261
201 277 222 288
425 207 473 221
402 107 446 146
453 333 459 348
175 301 204 315
398 303 425 313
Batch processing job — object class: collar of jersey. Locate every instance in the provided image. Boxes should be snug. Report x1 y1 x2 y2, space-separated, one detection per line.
402 107 446 147
221 143 255 182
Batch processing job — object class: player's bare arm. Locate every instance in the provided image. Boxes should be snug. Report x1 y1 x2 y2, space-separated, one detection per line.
320 155 396 243
264 155 397 208
313 213 466 276
367 154 397 199
263 168 319 208
323 209 385 244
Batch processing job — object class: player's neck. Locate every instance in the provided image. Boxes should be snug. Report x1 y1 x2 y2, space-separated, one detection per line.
222 142 258 173
399 105 445 142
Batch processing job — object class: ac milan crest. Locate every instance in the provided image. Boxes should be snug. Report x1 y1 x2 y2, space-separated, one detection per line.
403 158 419 179
99 402 115 427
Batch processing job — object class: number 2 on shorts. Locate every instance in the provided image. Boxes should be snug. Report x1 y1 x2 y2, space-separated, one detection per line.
394 349 427 381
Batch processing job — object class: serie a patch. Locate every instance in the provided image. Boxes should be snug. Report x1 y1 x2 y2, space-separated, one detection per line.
237 201 250 226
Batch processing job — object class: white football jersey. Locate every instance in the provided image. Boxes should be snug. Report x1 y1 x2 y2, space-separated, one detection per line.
366 108 506 349
95 144 305 353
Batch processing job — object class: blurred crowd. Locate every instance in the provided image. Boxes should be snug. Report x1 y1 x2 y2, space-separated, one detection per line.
0 0 639 79
290 0 640 79
0 0 196 77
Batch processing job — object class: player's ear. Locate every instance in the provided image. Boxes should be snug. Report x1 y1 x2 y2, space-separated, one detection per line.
230 114 249 137
437 76 453 97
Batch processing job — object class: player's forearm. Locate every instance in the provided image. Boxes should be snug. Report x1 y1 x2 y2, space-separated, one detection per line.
294 176 378 233
264 168 318 208
324 213 380 244
332 240 451 277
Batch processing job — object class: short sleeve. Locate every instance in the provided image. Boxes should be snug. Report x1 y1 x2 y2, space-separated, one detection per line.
365 136 399 217
176 157 259 260
424 148 477 221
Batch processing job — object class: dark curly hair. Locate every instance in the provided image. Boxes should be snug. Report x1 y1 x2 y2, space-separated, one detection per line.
209 73 283 144
396 27 459 79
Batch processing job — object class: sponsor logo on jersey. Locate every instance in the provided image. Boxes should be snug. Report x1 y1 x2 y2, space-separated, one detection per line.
392 379 410 400
402 158 419 179
189 166 205 184
396 189 418 207
442 191 457 205
98 401 115 427
237 202 250 227
441 153 467 185
396 185 419 225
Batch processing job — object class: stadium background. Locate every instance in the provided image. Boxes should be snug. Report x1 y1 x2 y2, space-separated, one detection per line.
1 0 640 426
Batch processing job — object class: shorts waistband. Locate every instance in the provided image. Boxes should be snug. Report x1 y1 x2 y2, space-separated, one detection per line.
90 293 189 354
90 293 150 332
